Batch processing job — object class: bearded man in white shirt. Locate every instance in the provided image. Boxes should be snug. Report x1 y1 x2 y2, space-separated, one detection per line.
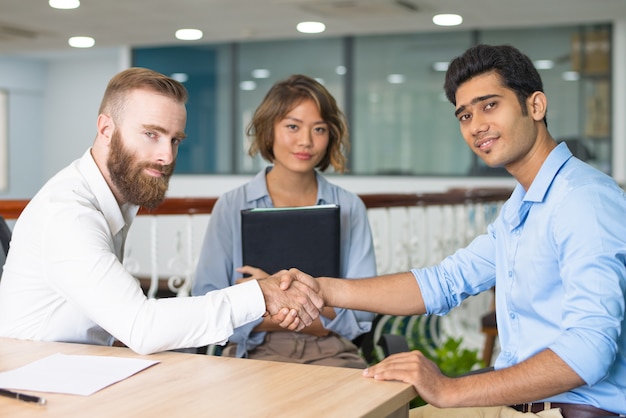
0 67 322 355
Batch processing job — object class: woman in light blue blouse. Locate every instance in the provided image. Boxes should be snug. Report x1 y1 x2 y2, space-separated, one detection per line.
192 74 377 368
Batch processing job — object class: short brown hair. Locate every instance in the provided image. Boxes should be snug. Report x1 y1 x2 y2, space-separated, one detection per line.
98 67 188 123
247 74 349 173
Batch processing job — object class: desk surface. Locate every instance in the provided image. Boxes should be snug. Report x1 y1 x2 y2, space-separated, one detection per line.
0 338 416 417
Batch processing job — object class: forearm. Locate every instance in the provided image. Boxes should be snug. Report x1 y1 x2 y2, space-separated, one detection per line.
319 272 426 316
445 349 585 407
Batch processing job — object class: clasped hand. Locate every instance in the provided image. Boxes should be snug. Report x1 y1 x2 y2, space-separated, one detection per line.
256 268 323 331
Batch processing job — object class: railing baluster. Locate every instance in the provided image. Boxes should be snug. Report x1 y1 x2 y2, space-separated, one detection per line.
148 216 159 299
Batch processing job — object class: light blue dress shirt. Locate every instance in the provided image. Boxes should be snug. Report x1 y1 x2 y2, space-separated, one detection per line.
192 167 377 358
414 143 626 412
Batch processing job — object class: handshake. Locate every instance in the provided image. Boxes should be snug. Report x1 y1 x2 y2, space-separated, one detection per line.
256 268 325 332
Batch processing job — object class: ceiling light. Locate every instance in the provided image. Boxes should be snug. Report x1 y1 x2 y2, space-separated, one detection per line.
49 0 80 9
432 62 449 72
387 74 405 84
562 71 580 81
251 69 270 79
533 59 554 70
335 65 347 75
297 22 326 34
68 36 94 48
170 73 189 83
240 81 257 91
175 29 203 41
432 14 463 27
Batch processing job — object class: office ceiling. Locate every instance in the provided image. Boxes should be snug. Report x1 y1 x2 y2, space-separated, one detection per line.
0 0 625 55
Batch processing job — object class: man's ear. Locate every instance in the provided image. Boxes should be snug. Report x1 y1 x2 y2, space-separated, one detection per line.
528 91 547 122
97 114 114 143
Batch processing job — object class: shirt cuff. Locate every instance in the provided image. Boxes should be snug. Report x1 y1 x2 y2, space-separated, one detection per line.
223 280 266 328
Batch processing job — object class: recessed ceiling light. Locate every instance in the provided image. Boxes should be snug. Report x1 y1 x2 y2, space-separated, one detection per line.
335 65 347 75
240 81 257 91
432 62 449 72
297 21 326 34
251 69 270 79
175 29 203 41
432 14 463 27
533 59 554 70
170 73 189 83
387 74 405 84
49 0 80 9
562 71 580 81
68 36 94 48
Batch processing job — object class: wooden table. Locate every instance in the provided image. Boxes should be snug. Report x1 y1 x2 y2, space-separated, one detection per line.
0 338 417 417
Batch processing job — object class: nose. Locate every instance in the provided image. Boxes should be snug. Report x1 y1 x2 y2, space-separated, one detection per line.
156 138 176 166
470 114 489 137
298 130 313 147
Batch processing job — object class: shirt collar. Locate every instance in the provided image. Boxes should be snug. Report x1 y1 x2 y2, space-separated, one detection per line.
78 148 139 235
244 166 332 206
505 142 572 227
523 141 572 203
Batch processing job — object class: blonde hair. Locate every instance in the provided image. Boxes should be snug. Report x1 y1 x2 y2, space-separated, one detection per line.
98 67 188 123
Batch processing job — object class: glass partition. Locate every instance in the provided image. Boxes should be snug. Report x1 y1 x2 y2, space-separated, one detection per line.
480 25 612 173
133 23 612 176
352 31 473 175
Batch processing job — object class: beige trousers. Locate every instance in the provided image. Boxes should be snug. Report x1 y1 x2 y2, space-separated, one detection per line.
223 331 367 369
409 405 564 418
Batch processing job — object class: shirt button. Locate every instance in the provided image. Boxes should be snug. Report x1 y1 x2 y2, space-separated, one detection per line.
508 270 513 277
509 313 515 319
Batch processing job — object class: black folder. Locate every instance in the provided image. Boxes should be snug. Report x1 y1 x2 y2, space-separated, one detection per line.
241 204 340 278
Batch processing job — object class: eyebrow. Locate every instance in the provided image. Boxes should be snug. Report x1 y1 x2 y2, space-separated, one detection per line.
283 116 326 125
144 124 187 140
454 94 501 117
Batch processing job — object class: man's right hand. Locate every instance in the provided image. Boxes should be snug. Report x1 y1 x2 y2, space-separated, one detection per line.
257 269 324 331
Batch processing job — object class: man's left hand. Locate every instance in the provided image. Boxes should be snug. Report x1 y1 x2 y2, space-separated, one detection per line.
363 350 450 406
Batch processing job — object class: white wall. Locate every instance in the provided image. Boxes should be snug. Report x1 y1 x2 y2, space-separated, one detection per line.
166 173 516 197
42 48 129 180
0 48 129 198
0 56 46 198
613 19 626 184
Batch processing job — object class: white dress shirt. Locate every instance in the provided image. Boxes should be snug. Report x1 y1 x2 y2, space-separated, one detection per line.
0 149 265 355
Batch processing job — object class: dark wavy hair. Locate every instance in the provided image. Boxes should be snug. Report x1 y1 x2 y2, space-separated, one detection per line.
247 74 349 172
444 44 547 126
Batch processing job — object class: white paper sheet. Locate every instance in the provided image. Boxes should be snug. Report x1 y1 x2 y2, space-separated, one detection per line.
0 353 159 396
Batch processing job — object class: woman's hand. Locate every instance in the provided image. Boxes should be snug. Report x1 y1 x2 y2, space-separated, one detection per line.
235 266 269 283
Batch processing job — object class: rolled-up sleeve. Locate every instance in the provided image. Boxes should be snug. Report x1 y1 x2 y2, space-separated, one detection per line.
547 185 625 385
414 231 497 316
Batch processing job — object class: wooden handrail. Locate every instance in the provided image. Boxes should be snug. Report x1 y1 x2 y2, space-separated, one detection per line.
138 198 217 215
0 188 512 220
359 188 512 208
0 200 31 219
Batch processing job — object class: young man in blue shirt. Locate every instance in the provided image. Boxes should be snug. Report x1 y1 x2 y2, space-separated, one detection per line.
277 44 626 417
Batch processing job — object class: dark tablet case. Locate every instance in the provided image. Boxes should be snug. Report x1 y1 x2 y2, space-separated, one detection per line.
241 205 340 278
